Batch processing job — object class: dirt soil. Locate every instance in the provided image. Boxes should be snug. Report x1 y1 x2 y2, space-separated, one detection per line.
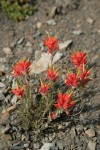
0 0 100 150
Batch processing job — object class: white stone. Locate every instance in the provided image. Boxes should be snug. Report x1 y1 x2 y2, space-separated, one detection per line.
59 40 72 50
85 128 95 137
40 143 55 150
30 52 63 74
88 141 96 150
3 47 12 55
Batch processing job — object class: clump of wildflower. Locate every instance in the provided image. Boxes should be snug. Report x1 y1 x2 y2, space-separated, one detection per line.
39 81 50 95
13 59 32 77
54 91 75 110
12 86 24 97
65 73 79 88
71 51 87 69
44 35 59 53
47 66 59 82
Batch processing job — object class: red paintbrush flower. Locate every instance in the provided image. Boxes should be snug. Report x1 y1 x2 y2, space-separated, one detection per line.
12 86 24 97
13 59 32 77
50 112 56 120
65 73 79 88
47 66 59 82
39 81 50 95
71 52 87 69
44 35 59 53
54 91 75 110
79 65 91 86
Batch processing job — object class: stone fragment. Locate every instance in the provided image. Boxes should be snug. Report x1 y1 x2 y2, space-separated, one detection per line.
17 37 25 45
3 47 12 55
59 40 72 50
49 6 57 18
30 52 63 74
87 18 94 24
47 19 56 25
0 82 5 88
11 95 17 104
26 41 32 47
88 141 96 150
70 127 76 138
0 91 5 101
37 22 42 29
85 128 95 137
72 30 82 35
40 143 57 150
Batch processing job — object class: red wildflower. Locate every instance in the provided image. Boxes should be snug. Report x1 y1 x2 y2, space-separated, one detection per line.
39 81 50 95
65 73 79 87
47 66 59 82
71 52 87 68
44 35 59 53
12 86 24 97
54 92 75 110
13 59 32 77
79 66 91 86
50 112 56 120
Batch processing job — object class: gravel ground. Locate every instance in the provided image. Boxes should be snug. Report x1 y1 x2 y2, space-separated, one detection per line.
0 0 100 150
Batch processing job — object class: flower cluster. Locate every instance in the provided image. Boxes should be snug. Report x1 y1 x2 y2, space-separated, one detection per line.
13 59 31 77
11 34 91 131
65 52 91 88
44 35 59 54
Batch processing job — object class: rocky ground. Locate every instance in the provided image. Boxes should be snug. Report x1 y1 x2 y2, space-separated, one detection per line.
0 0 100 150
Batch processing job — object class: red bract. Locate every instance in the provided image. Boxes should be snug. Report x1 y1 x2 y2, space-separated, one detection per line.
65 73 79 87
47 66 59 82
79 66 91 86
12 86 24 97
39 82 50 95
13 59 32 77
71 52 87 68
44 36 59 53
54 92 75 110
50 112 56 120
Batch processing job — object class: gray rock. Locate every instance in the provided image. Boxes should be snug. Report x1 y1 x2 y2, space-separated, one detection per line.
37 22 42 29
3 47 13 56
30 52 63 74
59 40 72 50
87 18 94 24
0 82 5 88
0 91 5 101
56 140 65 149
85 128 95 137
72 30 82 35
70 127 76 138
33 32 41 38
88 141 96 150
49 6 57 18
40 143 57 150
10 41 16 48
11 95 17 104
23 143 29 148
26 41 32 47
17 37 25 45
47 19 56 25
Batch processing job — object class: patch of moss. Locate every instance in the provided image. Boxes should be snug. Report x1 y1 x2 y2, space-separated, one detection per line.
1 0 36 21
